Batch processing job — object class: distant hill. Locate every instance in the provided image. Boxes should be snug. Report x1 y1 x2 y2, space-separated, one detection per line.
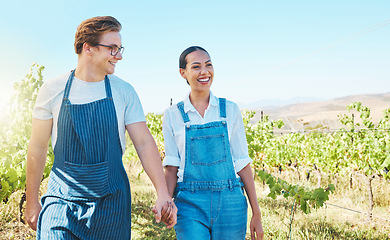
247 92 390 131
237 96 324 109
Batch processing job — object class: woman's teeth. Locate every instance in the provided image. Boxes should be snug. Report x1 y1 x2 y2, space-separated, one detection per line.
198 78 209 82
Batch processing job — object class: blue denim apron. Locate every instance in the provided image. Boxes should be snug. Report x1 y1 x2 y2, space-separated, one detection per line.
174 98 248 240
37 71 131 239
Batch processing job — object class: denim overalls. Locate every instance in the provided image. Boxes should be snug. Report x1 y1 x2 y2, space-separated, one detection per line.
173 98 248 240
37 71 131 239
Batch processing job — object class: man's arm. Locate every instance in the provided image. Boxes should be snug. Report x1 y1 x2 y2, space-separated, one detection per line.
126 122 177 228
26 118 53 230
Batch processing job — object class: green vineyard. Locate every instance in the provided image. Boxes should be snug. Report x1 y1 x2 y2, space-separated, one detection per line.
1 64 389 239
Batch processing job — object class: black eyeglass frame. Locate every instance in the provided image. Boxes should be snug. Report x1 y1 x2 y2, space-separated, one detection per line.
96 44 124 56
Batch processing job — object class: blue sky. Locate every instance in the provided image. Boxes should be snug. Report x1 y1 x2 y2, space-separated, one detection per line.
0 0 389 115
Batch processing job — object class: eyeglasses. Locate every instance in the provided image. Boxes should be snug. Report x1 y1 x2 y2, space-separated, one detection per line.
96 44 124 56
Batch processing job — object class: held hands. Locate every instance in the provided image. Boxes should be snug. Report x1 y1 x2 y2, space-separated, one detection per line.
152 201 177 229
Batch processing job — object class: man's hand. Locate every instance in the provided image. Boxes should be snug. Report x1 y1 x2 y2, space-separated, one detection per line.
25 200 42 230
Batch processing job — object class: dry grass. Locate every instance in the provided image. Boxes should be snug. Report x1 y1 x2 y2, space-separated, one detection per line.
0 189 35 239
1 161 390 239
255 169 390 239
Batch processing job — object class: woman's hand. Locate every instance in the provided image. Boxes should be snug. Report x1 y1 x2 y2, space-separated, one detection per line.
250 214 264 240
238 164 264 240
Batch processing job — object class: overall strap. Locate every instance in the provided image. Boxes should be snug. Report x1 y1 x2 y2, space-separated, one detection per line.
177 101 190 123
219 98 227 119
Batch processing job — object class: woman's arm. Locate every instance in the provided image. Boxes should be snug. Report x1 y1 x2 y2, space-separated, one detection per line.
227 101 264 239
164 166 179 198
238 164 264 240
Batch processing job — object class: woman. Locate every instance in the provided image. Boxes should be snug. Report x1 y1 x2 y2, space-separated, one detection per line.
163 46 264 240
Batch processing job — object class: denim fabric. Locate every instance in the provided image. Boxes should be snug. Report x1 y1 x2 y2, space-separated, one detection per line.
163 92 253 181
174 98 248 239
37 71 131 239
174 187 248 240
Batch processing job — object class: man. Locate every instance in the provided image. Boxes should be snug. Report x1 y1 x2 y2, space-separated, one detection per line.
25 16 176 239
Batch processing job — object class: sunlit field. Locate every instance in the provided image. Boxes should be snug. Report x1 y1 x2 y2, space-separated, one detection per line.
2 159 390 239
1 65 389 239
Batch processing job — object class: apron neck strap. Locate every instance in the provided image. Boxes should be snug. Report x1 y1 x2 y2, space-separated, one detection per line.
104 75 112 99
63 70 112 100
63 70 75 100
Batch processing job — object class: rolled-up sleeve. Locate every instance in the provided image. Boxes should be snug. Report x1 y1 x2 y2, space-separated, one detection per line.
162 109 181 167
229 103 253 173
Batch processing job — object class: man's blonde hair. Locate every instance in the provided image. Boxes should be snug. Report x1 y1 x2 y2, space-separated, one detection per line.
74 16 121 54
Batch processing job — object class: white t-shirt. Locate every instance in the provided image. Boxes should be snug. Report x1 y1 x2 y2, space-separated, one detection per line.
32 71 146 153
162 91 252 182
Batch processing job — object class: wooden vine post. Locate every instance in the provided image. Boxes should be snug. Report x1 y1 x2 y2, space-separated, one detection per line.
366 174 374 222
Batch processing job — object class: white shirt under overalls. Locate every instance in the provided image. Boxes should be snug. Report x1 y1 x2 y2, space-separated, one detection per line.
162 91 252 182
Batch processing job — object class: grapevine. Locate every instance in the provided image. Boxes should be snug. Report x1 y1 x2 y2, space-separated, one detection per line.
257 170 335 214
0 64 389 225
243 102 390 218
0 63 54 202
